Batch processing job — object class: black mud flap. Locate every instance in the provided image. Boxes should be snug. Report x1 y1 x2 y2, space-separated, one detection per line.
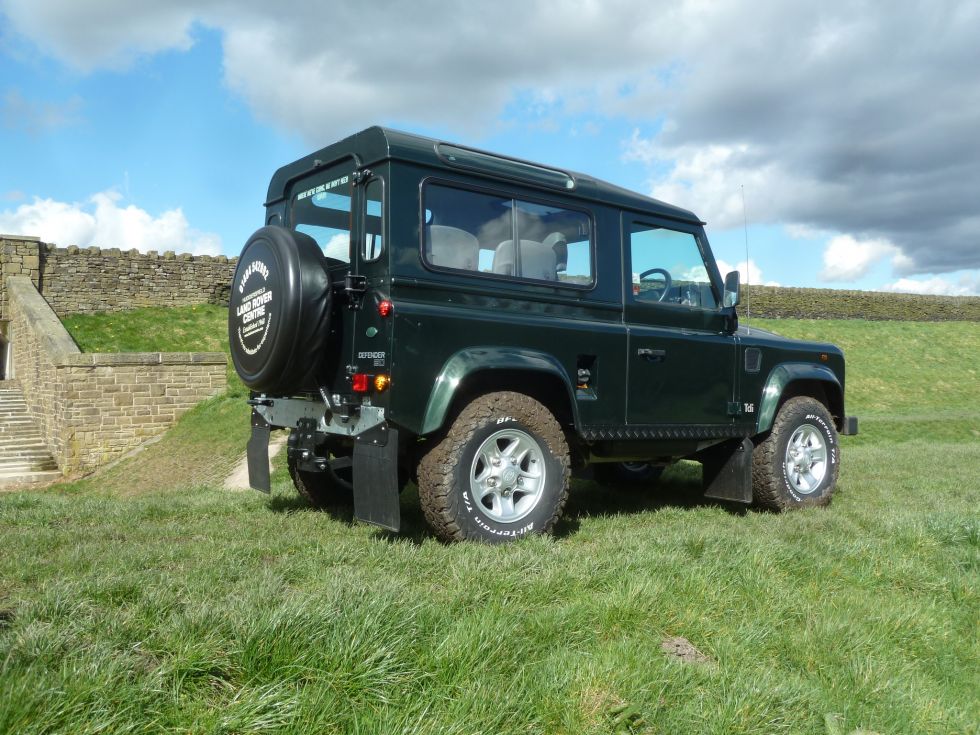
247 409 271 493
352 425 400 532
701 437 753 504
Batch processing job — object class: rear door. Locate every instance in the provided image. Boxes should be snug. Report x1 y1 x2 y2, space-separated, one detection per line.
348 173 392 382
288 160 356 395
623 216 737 427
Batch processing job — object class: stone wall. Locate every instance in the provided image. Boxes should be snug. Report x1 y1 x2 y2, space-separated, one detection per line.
1 234 237 320
6 276 226 474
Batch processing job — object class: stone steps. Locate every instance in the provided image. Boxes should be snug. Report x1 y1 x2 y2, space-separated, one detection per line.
0 382 61 487
0 470 63 484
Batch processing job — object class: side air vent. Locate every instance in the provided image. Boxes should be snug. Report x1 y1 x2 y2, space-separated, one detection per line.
744 348 762 373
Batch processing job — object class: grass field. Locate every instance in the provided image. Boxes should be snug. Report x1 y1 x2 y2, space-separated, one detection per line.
0 308 977 734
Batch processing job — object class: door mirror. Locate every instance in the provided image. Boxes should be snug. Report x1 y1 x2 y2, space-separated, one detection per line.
723 270 741 308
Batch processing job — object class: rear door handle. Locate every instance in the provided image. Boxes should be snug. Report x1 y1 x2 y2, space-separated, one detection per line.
637 348 666 362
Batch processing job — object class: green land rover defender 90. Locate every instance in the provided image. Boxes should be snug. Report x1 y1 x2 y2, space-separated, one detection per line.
229 127 858 542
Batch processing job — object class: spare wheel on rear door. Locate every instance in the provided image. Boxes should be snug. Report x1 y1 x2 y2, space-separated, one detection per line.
228 226 332 394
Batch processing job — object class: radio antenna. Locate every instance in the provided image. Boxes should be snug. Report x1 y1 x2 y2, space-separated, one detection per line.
741 183 751 333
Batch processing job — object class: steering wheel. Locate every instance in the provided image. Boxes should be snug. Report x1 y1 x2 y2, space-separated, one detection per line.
637 267 672 302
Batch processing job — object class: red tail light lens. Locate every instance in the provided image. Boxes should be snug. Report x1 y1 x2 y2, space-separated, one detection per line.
377 299 393 318
351 373 369 393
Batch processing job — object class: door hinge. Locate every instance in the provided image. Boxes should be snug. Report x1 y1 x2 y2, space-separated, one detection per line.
345 274 367 310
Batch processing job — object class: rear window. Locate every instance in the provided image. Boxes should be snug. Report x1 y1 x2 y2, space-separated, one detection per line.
422 182 593 286
290 162 354 262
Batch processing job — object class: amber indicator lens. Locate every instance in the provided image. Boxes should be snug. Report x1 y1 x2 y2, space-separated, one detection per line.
351 373 370 393
374 374 390 392
820 353 829 362
377 299 393 317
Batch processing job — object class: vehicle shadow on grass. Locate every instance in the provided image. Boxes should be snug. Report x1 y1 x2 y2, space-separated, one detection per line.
266 464 748 544
265 485 436 546
555 471 749 536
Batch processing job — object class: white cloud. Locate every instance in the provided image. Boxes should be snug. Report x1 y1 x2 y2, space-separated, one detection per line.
0 0 197 70
880 274 980 297
819 234 902 282
785 224 828 240
715 258 779 287
0 191 221 255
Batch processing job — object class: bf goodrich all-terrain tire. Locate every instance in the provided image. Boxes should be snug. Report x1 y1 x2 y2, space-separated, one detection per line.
228 226 331 394
287 452 353 507
594 462 665 487
752 396 840 510
417 392 570 543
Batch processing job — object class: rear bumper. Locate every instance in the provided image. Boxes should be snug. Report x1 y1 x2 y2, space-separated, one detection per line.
841 415 859 435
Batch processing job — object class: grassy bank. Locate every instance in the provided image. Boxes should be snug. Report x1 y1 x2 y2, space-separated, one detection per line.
0 313 975 734
740 285 980 321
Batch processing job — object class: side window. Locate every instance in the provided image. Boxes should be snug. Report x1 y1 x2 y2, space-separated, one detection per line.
362 178 383 261
629 223 718 309
424 185 510 273
290 165 353 262
423 182 593 285
515 200 592 284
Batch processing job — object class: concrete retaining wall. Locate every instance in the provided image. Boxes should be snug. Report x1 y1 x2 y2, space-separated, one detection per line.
6 276 226 474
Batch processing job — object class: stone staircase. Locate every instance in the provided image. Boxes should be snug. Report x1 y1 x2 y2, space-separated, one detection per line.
0 381 61 486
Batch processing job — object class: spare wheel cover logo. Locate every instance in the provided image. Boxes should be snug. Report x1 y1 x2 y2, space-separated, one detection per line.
235 258 273 356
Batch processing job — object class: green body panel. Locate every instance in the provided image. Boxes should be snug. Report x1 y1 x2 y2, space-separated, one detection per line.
626 323 737 425
387 281 627 436
756 362 843 433
420 346 578 435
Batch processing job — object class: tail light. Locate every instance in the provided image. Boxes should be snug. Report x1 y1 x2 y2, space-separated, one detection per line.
351 373 370 393
377 299 393 318
352 373 391 393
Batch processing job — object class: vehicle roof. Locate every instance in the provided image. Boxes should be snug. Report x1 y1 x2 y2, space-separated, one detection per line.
266 126 703 225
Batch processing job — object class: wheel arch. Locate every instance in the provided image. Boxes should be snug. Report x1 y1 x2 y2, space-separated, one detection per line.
420 347 578 436
756 363 845 434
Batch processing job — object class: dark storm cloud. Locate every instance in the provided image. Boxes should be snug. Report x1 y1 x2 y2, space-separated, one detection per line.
651 1 980 273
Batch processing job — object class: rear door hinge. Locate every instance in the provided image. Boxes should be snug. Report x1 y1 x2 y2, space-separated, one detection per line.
345 274 367 309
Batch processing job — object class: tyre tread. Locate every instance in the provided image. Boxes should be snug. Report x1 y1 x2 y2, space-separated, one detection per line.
417 392 569 542
752 396 838 511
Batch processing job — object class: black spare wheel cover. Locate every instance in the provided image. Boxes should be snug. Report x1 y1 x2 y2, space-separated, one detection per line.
228 226 331 394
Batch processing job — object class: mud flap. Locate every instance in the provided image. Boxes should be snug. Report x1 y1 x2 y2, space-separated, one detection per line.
353 425 400 531
701 437 753 504
247 409 271 493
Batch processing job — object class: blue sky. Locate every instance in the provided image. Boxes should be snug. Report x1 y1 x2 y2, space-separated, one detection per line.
1 1 978 296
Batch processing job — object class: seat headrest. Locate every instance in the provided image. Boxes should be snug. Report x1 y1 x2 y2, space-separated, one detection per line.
542 232 568 271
